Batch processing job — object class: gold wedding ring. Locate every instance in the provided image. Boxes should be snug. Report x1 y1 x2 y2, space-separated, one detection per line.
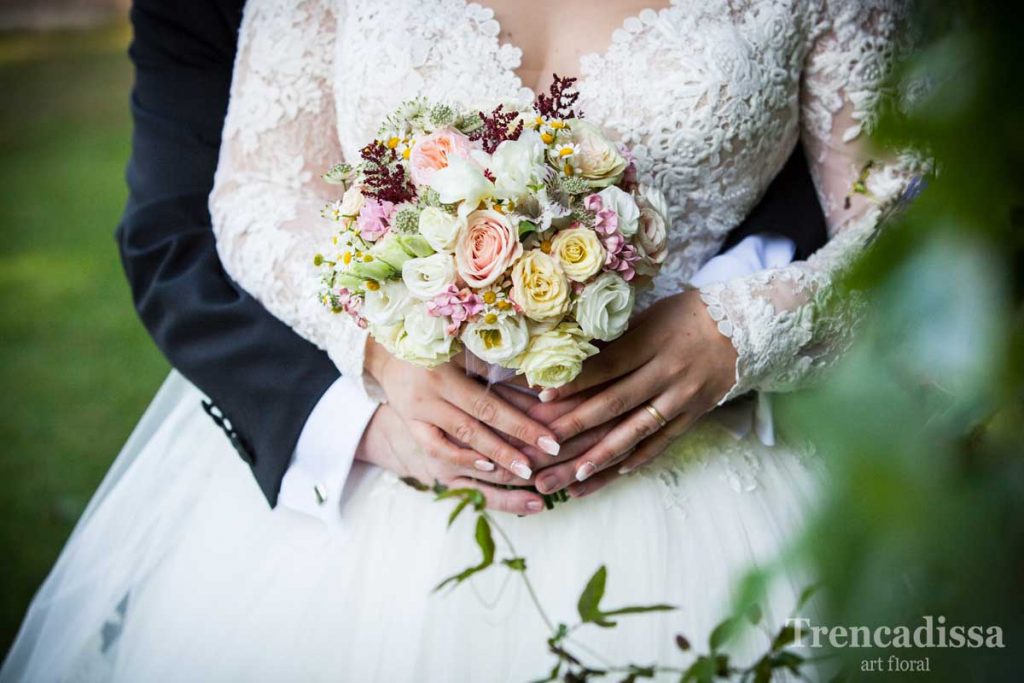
643 402 668 428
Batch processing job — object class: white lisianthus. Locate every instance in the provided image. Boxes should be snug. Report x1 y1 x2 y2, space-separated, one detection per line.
576 272 635 341
394 306 456 367
402 253 457 300
362 280 414 326
511 250 571 322
490 130 547 201
567 119 628 188
551 227 605 282
516 323 598 388
417 206 462 252
430 155 494 216
462 313 530 366
597 185 641 236
339 184 365 216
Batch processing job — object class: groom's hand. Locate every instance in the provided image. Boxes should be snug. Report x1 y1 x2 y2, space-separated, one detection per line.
355 404 548 515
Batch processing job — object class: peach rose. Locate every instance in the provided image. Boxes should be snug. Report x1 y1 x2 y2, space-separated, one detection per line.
455 209 523 287
408 127 473 186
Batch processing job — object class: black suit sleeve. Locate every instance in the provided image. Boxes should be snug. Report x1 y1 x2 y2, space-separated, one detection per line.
116 0 339 507
718 142 827 260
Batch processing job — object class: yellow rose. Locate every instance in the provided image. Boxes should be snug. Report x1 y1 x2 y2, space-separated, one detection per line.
516 323 598 388
511 250 570 323
551 227 605 282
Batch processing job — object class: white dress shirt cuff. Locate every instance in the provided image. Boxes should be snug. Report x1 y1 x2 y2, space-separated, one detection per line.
277 376 379 524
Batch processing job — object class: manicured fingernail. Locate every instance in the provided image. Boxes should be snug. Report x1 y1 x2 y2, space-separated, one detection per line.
510 460 533 480
575 461 595 482
525 500 543 512
538 389 558 403
538 474 559 494
569 482 587 497
618 464 634 475
537 436 560 456
474 459 496 472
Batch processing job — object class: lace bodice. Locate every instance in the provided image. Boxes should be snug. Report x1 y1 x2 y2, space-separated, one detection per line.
210 0 916 401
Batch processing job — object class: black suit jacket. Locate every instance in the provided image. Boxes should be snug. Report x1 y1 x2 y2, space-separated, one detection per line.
117 0 826 508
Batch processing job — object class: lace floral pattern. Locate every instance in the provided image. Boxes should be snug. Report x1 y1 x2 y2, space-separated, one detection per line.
210 0 915 408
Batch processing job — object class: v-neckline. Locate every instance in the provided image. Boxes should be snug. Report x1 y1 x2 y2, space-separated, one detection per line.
465 0 678 98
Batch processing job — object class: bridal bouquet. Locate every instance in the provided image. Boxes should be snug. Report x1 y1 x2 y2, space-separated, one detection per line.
315 77 668 388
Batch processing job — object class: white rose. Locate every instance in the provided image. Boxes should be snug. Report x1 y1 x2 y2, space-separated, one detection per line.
430 155 494 216
394 306 456 367
516 323 598 388
551 227 605 282
462 313 530 366
597 185 641 236
490 130 547 201
575 272 635 342
362 280 414 327
339 185 365 216
402 253 457 300
417 206 462 252
567 119 628 188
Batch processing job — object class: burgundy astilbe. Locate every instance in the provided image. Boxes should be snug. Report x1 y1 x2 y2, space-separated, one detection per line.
359 140 416 204
535 74 581 120
469 105 524 154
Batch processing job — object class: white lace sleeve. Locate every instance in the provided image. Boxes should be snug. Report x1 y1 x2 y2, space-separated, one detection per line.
699 0 919 401
209 0 377 399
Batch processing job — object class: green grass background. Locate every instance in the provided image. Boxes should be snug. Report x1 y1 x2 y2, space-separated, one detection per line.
0 24 169 654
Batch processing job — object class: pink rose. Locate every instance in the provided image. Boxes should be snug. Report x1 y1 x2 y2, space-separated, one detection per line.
356 197 395 242
455 209 523 287
408 127 473 186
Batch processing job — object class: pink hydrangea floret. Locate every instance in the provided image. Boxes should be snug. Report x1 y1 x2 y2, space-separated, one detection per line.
426 285 484 335
356 197 395 242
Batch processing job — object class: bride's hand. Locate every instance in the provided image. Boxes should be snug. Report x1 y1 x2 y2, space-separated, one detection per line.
365 340 561 482
532 290 738 496
355 404 547 515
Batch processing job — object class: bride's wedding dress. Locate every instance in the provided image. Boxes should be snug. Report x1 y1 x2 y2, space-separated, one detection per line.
4 1 915 680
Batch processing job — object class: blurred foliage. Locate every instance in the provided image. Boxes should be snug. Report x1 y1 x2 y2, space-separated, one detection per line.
775 0 1023 679
0 23 168 654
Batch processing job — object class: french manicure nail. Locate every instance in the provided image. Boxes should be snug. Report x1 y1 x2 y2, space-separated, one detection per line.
576 461 596 482
537 474 559 494
618 464 634 475
537 436 560 456
538 389 558 403
525 500 543 512
474 459 496 472
569 483 587 497
510 460 533 480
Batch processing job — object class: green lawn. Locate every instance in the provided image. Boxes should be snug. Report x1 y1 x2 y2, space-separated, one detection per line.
0 24 169 653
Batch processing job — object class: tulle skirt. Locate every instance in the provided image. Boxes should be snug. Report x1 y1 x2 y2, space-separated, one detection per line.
2 372 820 682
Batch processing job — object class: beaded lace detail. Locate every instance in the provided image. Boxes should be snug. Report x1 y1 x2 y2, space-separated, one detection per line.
210 0 916 404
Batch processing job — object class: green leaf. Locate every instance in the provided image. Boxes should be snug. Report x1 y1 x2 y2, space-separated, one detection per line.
577 565 609 626
432 516 495 592
795 584 819 611
771 624 797 652
447 499 469 527
502 557 527 571
771 651 804 675
708 616 741 652
682 655 717 683
746 602 763 625
435 487 486 510
518 219 538 237
598 604 675 619
399 476 430 491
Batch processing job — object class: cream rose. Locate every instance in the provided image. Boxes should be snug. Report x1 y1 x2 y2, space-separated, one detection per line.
597 185 641 236
394 306 456 367
402 253 457 300
636 185 669 271
575 272 635 342
551 227 605 282
455 209 523 287
490 130 547 201
408 127 473 186
362 280 414 327
567 119 628 188
511 250 571 322
516 323 598 388
339 185 365 216
418 206 462 252
462 313 530 366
